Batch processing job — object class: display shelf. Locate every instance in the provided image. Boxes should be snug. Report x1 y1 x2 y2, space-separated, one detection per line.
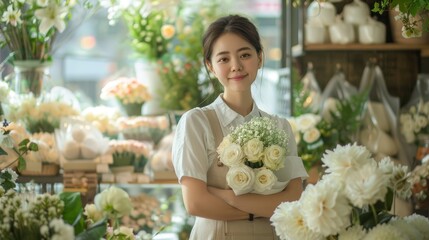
16 174 63 194
293 43 429 57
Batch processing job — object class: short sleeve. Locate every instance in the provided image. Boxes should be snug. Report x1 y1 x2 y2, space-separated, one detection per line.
172 108 215 183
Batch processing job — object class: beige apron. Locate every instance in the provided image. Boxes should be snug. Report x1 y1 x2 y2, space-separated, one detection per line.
189 109 278 240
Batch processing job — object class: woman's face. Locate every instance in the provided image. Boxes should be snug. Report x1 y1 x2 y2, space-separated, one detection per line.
208 33 261 94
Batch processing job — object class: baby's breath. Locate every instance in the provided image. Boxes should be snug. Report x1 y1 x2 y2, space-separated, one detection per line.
229 117 288 149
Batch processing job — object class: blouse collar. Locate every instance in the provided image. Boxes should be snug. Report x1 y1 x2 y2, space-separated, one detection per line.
212 94 261 128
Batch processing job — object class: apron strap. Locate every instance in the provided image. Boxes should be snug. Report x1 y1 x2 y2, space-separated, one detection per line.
203 109 223 147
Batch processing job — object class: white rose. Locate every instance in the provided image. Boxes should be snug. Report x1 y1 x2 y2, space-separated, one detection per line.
253 168 277 193
226 165 255 196
263 145 285 171
217 135 232 155
219 143 244 167
296 113 320 132
243 138 264 163
303 127 321 144
95 186 132 217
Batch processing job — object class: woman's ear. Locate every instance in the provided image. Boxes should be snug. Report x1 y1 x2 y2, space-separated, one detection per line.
206 60 215 74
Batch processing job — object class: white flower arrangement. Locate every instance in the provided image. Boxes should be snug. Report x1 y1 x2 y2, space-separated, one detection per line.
0 183 74 239
6 93 79 133
0 0 93 61
400 100 429 144
26 132 60 164
288 113 338 171
217 117 289 195
0 81 9 103
81 105 121 136
271 143 424 240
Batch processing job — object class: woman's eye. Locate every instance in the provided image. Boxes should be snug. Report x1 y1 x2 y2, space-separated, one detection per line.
240 53 251 59
218 57 228 63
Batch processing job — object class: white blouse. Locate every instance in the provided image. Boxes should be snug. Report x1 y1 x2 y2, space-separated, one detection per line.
172 96 308 184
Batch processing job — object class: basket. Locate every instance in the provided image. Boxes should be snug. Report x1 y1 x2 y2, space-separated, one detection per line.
20 163 60 176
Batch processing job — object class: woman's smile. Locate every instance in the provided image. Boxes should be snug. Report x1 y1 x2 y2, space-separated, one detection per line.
229 73 249 81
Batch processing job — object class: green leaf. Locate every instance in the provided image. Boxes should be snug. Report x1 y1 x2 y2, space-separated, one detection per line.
1 180 16 191
59 192 86 235
0 147 7 155
384 188 394 211
17 156 26 171
378 211 394 224
75 219 107 240
18 138 30 147
28 142 39 151
359 211 375 229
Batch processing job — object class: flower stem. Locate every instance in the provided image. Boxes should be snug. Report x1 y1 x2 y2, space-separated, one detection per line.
370 204 378 224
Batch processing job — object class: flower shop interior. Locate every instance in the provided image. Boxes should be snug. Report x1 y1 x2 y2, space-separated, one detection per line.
1 0 429 239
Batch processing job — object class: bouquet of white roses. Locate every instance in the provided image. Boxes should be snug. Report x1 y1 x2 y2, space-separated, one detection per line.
217 117 289 195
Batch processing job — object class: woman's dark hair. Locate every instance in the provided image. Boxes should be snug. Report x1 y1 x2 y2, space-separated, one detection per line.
202 15 263 67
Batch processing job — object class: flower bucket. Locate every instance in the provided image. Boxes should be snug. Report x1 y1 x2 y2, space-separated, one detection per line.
134 59 165 115
9 60 52 97
121 102 143 116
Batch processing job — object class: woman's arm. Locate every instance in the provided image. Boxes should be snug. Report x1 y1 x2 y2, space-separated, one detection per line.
181 176 249 221
208 177 303 218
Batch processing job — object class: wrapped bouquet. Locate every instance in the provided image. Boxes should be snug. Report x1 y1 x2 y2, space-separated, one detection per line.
217 117 289 195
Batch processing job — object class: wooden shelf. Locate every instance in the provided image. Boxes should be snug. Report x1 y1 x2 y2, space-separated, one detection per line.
293 44 429 57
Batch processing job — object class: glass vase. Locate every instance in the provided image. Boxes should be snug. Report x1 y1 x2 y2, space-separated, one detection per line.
9 60 52 97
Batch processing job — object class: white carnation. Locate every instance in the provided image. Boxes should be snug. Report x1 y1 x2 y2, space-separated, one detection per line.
322 143 373 179
363 224 408 240
338 225 366 240
389 217 423 240
271 201 324 240
253 168 277 193
344 162 389 208
219 143 244 167
404 214 429 238
300 180 351 236
226 165 255 196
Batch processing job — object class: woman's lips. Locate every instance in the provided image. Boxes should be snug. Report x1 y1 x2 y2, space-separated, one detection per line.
229 74 248 80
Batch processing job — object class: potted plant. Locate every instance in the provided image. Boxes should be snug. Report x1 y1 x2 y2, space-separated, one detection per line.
372 0 429 41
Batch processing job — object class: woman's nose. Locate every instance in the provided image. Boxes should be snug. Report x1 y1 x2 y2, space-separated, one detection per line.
231 59 243 72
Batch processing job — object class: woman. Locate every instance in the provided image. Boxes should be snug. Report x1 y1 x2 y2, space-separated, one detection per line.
172 14 308 239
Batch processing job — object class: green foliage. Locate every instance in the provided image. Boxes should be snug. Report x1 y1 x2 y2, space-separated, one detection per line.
372 0 429 35
60 192 87 235
125 8 172 61
299 119 338 170
158 2 222 110
292 77 314 117
328 91 368 145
